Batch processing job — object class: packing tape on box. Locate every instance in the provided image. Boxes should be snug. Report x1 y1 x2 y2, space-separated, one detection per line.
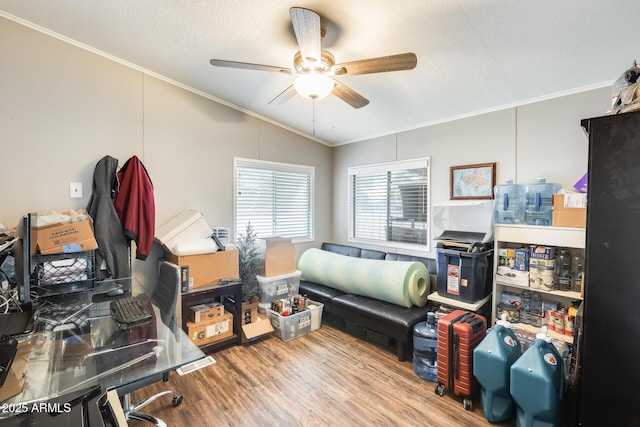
297 248 430 308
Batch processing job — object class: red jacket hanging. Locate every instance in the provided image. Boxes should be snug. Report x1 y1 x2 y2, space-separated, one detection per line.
113 155 155 260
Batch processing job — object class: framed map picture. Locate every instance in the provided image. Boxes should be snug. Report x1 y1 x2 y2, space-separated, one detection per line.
450 162 496 200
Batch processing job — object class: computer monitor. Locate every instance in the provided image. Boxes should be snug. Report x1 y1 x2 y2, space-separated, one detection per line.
13 213 36 309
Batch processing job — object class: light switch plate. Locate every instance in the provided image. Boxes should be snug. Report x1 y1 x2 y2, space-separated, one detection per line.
69 182 83 198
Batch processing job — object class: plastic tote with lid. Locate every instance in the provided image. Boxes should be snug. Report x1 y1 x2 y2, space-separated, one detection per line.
509 326 564 427
524 178 561 226
494 179 525 224
473 314 522 423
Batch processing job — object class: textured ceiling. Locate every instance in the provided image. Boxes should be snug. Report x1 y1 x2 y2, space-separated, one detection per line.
1 0 639 146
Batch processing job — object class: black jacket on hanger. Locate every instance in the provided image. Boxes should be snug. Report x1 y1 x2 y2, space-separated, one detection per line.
86 155 131 279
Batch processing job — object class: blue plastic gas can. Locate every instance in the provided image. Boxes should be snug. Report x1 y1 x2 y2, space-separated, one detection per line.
509 327 564 427
473 315 522 423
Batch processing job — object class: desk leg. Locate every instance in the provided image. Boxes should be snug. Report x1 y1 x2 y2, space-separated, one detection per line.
234 292 243 346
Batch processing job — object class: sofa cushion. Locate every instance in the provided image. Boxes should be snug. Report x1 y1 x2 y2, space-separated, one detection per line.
299 280 346 313
321 242 361 257
332 294 430 342
360 249 386 260
384 252 435 271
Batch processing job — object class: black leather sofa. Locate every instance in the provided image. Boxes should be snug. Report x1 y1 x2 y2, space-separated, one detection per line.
298 242 437 362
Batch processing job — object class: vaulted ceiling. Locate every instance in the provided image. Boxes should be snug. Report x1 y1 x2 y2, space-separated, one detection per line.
1 1 638 145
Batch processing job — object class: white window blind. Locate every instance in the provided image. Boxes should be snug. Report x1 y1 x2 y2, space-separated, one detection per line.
348 158 430 251
235 158 314 241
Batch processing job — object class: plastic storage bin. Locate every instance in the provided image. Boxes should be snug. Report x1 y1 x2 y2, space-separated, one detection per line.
436 245 493 303
267 300 324 341
257 270 301 304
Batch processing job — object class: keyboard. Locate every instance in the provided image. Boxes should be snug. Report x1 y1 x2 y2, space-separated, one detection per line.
110 297 152 328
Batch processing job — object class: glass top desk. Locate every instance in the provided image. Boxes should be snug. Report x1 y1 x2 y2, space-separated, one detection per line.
0 277 205 416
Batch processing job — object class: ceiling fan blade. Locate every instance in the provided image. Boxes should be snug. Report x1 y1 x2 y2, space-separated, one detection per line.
332 53 417 76
210 59 292 74
333 80 369 109
290 7 322 63
268 85 297 105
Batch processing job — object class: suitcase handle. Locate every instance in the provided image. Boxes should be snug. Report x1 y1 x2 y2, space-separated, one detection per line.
453 334 460 380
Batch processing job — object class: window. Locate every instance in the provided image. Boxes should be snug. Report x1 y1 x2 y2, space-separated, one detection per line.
348 158 430 251
234 158 314 241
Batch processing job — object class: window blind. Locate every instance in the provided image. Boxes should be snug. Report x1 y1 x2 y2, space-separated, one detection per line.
348 158 430 250
235 158 314 240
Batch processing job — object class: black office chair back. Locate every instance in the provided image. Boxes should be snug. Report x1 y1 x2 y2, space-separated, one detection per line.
154 261 181 326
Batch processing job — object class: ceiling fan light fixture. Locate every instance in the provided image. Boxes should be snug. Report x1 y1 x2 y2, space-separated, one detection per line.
293 72 335 100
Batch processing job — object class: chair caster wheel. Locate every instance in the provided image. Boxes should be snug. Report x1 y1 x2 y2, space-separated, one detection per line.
172 395 183 407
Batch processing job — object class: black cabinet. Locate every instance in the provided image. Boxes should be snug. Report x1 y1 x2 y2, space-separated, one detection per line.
578 111 640 426
180 281 243 353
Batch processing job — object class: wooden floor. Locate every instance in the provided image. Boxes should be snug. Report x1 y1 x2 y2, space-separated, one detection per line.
129 325 515 427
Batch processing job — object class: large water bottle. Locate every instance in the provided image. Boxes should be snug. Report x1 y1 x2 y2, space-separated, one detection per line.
510 327 564 427
555 248 572 291
494 179 525 224
524 178 561 226
530 292 543 327
520 290 531 325
413 312 438 382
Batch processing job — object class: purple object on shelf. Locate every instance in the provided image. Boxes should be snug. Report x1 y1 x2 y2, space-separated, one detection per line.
573 173 588 193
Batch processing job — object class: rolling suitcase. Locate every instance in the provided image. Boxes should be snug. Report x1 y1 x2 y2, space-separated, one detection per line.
435 309 487 410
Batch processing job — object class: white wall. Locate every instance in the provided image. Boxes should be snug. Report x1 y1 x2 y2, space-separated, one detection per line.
0 17 333 282
332 87 611 259
1 14 614 279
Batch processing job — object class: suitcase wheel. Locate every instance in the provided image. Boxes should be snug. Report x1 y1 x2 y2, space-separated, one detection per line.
435 384 445 396
463 398 473 411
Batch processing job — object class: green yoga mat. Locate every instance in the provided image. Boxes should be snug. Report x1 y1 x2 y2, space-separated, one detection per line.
297 248 430 308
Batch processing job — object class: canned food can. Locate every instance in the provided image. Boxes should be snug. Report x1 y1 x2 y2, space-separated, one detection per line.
552 310 565 335
547 309 556 331
565 314 575 337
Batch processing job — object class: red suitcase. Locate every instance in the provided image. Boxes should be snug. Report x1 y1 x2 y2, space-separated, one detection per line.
435 309 487 410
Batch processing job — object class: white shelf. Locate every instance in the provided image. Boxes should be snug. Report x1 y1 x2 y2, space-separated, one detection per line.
494 224 585 249
492 224 586 336
428 292 491 312
510 322 575 344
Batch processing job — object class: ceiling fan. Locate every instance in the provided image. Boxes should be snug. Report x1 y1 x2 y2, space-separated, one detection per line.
209 7 417 109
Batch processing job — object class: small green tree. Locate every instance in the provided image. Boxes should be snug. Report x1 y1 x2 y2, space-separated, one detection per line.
236 222 261 301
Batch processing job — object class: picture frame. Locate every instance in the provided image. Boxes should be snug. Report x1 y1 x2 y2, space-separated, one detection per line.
450 162 496 200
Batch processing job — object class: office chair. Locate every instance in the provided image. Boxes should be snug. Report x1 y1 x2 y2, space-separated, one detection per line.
119 260 183 427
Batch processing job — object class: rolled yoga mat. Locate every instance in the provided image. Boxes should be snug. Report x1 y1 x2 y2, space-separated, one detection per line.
297 248 430 308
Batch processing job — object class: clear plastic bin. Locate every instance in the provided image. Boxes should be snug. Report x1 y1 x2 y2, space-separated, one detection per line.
257 270 301 304
266 300 324 341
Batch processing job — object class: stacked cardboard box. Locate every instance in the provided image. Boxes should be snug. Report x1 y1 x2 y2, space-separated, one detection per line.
261 237 297 277
185 303 233 347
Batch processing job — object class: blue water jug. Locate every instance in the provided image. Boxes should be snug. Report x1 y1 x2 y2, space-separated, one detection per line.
524 178 560 226
509 327 564 427
494 179 525 224
413 312 438 382
473 314 522 423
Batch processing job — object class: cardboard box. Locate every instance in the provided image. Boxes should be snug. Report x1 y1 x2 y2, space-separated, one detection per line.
222 295 259 325
262 237 296 277
189 302 224 323
240 296 259 325
241 313 274 343
552 194 587 228
36 213 98 255
186 312 233 346
168 249 239 288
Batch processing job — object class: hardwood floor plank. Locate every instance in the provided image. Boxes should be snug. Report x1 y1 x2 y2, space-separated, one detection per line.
128 325 515 426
